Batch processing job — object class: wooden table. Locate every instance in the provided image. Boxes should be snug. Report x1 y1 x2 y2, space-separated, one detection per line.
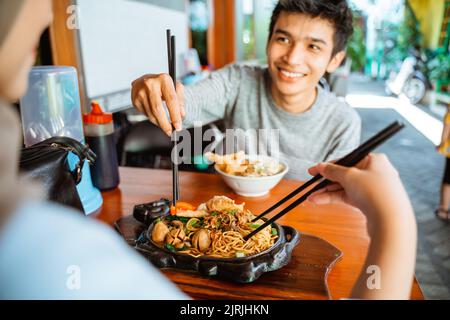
94 167 424 300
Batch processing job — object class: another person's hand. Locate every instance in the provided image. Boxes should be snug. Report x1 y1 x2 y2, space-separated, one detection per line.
308 154 417 300
307 154 414 235
131 74 185 136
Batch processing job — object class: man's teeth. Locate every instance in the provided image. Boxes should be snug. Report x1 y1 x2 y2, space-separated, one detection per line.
280 69 305 78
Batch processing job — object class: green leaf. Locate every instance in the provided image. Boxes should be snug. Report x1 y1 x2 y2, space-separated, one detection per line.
179 217 189 224
165 244 176 252
165 216 189 225
271 228 278 236
248 223 261 229
192 220 203 228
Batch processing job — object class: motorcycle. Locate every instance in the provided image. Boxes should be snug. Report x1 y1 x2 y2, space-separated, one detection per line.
385 48 431 105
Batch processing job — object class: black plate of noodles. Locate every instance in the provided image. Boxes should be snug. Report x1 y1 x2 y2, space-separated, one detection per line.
133 196 300 283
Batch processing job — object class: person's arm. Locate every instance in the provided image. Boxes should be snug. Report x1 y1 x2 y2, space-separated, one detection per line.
182 65 242 129
438 115 450 150
308 154 417 300
130 65 241 135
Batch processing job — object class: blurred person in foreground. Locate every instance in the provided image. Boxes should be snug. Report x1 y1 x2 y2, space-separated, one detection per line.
0 0 416 300
0 0 187 300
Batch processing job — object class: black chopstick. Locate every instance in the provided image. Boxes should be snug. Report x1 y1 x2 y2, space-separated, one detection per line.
244 121 405 241
167 29 179 204
251 121 403 223
166 29 172 75
171 35 180 202
251 174 321 223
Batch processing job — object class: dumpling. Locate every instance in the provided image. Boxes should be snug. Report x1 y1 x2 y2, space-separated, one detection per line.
206 196 244 213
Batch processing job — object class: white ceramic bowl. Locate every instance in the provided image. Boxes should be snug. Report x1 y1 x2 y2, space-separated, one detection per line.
214 156 289 197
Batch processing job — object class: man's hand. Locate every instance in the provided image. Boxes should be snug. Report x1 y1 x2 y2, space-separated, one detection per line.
131 74 186 136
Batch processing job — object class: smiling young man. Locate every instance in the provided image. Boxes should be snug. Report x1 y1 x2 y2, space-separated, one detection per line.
131 0 361 180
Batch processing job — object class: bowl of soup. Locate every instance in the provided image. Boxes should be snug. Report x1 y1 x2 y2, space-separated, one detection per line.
207 152 289 197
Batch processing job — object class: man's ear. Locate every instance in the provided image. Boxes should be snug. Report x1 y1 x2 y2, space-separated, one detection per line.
326 51 346 73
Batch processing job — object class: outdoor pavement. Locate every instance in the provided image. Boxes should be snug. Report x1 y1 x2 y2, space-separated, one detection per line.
346 74 450 300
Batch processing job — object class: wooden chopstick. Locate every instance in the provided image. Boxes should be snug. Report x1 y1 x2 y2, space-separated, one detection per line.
244 121 405 241
167 29 179 204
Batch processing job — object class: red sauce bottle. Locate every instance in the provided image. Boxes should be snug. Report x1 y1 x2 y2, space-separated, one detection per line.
83 102 120 191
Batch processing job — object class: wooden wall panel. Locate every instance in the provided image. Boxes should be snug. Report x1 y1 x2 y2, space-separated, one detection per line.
207 0 236 69
49 0 86 109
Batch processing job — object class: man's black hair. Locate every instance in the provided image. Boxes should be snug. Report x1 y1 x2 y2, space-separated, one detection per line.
268 0 354 56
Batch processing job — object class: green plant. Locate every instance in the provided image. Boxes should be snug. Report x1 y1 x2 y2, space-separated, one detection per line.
242 15 256 61
379 3 423 76
427 51 450 82
347 23 366 72
396 2 422 59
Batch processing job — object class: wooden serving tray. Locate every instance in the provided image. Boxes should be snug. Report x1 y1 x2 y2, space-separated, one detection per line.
115 215 343 300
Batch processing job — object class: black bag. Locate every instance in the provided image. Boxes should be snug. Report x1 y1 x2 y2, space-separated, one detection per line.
19 136 97 212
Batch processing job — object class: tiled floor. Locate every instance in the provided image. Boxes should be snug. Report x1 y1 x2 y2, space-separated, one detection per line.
346 75 450 300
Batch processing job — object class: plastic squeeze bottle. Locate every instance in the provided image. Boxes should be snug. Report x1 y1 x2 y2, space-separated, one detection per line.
83 102 120 191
